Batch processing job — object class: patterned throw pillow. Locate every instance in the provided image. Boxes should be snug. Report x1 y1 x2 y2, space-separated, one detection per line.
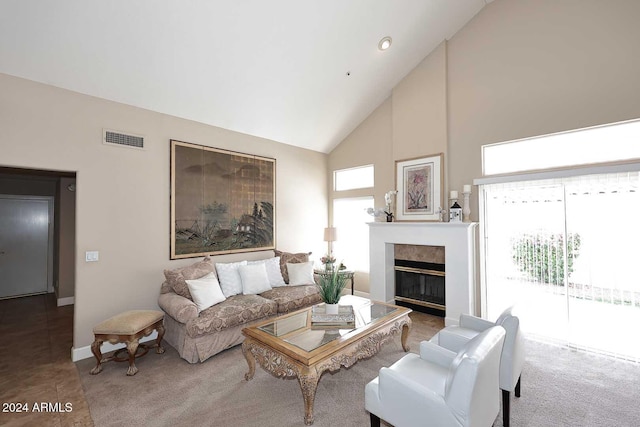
274 250 311 284
163 256 216 300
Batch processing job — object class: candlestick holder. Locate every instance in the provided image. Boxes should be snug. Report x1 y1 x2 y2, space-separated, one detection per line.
462 190 471 222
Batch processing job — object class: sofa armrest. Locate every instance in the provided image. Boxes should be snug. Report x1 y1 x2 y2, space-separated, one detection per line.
158 292 198 324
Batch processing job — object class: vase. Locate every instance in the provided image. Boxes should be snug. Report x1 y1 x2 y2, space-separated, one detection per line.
325 303 339 315
325 262 334 272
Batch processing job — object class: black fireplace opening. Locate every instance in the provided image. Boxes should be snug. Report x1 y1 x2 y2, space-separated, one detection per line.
395 259 445 317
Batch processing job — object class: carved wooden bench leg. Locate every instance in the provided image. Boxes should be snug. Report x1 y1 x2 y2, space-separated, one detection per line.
126 340 140 376
155 322 165 354
90 339 104 375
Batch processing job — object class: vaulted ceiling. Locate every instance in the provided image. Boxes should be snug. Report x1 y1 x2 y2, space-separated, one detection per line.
0 1 491 153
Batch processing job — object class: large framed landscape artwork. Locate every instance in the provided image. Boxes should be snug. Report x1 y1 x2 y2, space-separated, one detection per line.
395 153 443 222
170 140 276 259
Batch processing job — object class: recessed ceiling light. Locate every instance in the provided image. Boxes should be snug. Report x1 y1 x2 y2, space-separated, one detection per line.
378 36 392 51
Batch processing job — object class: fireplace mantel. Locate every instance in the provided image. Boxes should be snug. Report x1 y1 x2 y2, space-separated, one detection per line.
368 222 478 326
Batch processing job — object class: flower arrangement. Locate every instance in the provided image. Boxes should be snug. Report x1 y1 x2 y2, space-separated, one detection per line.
320 254 336 265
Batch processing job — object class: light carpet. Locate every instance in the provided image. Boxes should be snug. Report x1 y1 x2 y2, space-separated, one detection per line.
76 312 640 427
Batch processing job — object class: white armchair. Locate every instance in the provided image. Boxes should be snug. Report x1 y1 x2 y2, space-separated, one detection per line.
430 307 525 427
365 325 506 427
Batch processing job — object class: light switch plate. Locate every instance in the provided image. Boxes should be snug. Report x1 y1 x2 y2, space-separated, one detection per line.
85 251 99 262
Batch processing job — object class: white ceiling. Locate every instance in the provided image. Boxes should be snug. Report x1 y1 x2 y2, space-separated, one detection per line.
0 1 490 153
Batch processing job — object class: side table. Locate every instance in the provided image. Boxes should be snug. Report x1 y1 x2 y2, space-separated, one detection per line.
313 269 355 295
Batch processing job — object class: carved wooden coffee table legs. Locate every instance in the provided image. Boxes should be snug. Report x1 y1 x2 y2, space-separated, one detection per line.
242 315 412 425
242 341 257 381
243 338 320 425
298 368 320 425
401 321 411 352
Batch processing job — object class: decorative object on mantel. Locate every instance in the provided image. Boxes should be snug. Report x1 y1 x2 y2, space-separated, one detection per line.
316 263 348 313
395 153 443 221
366 207 388 221
384 190 398 222
435 207 447 222
462 184 472 222
449 190 462 223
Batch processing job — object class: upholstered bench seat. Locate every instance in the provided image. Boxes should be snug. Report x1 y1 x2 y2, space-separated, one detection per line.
90 310 165 376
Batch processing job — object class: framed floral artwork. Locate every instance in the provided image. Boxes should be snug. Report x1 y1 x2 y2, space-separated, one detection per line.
395 153 443 222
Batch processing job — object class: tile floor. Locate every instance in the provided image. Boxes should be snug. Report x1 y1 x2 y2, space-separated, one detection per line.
0 294 93 426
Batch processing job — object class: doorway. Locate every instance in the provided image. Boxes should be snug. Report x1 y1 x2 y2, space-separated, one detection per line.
0 167 76 304
481 172 640 361
0 195 53 298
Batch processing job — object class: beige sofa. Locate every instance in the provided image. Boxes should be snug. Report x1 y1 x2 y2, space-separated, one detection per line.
158 252 322 363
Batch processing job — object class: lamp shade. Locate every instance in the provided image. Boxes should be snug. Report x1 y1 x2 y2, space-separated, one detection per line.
323 227 337 242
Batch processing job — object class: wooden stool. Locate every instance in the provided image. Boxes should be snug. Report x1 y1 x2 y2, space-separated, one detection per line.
90 310 165 376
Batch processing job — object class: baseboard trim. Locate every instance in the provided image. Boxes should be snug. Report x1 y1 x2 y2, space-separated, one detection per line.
57 296 74 307
71 331 158 362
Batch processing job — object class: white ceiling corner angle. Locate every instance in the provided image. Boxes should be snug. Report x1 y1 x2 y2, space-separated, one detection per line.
0 1 489 154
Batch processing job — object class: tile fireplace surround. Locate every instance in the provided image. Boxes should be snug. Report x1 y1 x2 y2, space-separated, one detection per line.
368 222 478 326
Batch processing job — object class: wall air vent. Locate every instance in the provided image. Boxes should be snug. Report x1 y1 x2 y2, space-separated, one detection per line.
103 129 145 150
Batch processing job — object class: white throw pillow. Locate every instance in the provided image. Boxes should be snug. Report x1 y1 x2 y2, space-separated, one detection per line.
286 261 315 286
185 272 226 313
239 263 272 295
215 260 247 297
248 257 286 287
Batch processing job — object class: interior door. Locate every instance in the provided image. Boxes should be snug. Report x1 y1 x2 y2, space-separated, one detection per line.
0 196 51 298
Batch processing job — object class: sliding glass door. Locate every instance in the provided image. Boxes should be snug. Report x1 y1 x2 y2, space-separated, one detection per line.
482 172 640 361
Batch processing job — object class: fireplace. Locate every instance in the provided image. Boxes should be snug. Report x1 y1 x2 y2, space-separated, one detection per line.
395 260 445 313
368 222 478 326
394 244 445 316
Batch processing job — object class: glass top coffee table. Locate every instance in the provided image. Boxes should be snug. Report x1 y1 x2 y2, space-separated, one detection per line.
242 296 412 425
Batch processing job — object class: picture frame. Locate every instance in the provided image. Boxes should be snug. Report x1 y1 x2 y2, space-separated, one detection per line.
170 140 276 259
395 153 443 222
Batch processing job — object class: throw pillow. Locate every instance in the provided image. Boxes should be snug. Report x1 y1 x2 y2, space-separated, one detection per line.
163 256 216 300
248 257 286 287
185 272 226 313
239 263 272 295
287 261 315 286
274 250 311 284
215 260 247 297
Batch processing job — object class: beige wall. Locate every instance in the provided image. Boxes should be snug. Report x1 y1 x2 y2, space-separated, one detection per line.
392 41 448 164
0 73 327 350
328 97 393 293
329 0 640 292
447 0 640 219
